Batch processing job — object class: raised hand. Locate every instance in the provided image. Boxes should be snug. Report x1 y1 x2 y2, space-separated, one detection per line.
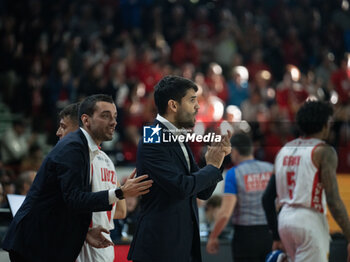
205 130 232 169
205 145 226 169
220 130 232 156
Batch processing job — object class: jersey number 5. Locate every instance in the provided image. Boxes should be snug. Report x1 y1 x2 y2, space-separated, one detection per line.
287 171 296 199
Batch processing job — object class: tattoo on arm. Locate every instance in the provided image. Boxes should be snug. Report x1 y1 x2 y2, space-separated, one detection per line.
320 145 350 241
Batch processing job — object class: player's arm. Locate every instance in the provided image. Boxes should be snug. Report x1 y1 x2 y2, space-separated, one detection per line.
262 174 279 240
206 194 237 254
114 180 127 219
317 145 350 241
262 174 285 250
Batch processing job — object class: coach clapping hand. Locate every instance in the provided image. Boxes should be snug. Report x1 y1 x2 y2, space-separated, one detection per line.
205 130 232 169
220 130 232 156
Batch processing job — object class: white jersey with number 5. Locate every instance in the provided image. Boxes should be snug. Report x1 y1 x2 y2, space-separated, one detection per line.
275 138 327 214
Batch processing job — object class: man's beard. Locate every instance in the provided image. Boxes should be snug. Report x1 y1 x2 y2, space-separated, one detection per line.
176 113 196 129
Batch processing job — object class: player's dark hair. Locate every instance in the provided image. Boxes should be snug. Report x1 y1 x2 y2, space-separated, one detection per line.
154 75 198 115
296 101 333 136
59 103 80 126
230 133 253 156
79 94 114 126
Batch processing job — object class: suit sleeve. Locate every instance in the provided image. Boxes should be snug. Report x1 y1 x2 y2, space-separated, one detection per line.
140 143 223 199
54 143 112 213
191 161 220 200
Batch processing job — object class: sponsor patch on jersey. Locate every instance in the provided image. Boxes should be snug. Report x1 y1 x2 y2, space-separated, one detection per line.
244 172 272 192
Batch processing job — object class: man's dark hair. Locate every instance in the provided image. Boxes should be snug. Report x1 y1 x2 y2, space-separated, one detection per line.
154 75 198 115
296 100 333 136
79 94 114 126
230 133 253 156
59 103 80 126
16 171 35 195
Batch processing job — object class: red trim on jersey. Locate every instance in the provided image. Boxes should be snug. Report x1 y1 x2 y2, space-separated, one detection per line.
88 164 94 228
107 203 115 222
311 142 324 169
311 170 324 213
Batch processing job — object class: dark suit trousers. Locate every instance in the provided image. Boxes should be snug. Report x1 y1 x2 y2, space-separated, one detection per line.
9 251 33 262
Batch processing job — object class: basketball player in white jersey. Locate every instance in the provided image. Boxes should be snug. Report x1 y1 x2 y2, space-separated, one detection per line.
263 100 350 262
57 102 132 261
75 131 126 262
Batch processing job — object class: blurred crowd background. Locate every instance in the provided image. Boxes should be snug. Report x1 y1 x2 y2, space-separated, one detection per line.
0 0 350 212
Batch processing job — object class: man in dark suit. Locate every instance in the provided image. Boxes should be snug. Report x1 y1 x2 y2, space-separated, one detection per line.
128 76 231 262
2 94 153 262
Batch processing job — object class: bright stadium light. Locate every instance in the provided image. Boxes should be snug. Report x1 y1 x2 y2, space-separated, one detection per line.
290 67 300 82
330 90 339 104
234 66 249 83
226 105 242 122
261 70 271 81
342 0 349 10
211 98 224 121
211 63 222 75
267 87 276 99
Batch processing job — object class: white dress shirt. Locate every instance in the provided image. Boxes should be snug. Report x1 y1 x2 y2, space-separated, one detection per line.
80 128 118 204
156 114 191 171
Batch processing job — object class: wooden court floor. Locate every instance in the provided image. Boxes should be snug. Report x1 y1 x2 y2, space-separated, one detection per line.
327 174 350 233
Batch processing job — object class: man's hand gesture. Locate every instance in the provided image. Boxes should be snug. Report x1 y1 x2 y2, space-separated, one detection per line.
121 169 153 198
86 226 113 248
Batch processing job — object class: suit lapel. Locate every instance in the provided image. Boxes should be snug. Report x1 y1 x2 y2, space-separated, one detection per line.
184 142 195 172
78 129 91 188
173 141 190 173
154 120 190 173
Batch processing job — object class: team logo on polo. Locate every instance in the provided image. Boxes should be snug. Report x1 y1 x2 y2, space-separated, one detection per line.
143 124 162 143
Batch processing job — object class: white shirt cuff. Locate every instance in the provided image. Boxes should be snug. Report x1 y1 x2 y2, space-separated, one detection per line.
108 189 118 204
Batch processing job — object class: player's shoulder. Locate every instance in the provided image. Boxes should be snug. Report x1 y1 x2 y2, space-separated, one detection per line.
98 150 114 162
226 166 237 177
58 129 85 146
258 160 274 168
313 142 336 157
50 131 86 158
312 143 337 168
283 137 301 147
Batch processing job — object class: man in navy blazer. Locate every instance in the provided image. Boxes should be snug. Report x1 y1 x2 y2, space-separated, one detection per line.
128 76 231 262
2 94 153 262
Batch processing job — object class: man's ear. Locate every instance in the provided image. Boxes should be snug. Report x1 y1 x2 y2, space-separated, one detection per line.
168 99 178 113
81 114 90 128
